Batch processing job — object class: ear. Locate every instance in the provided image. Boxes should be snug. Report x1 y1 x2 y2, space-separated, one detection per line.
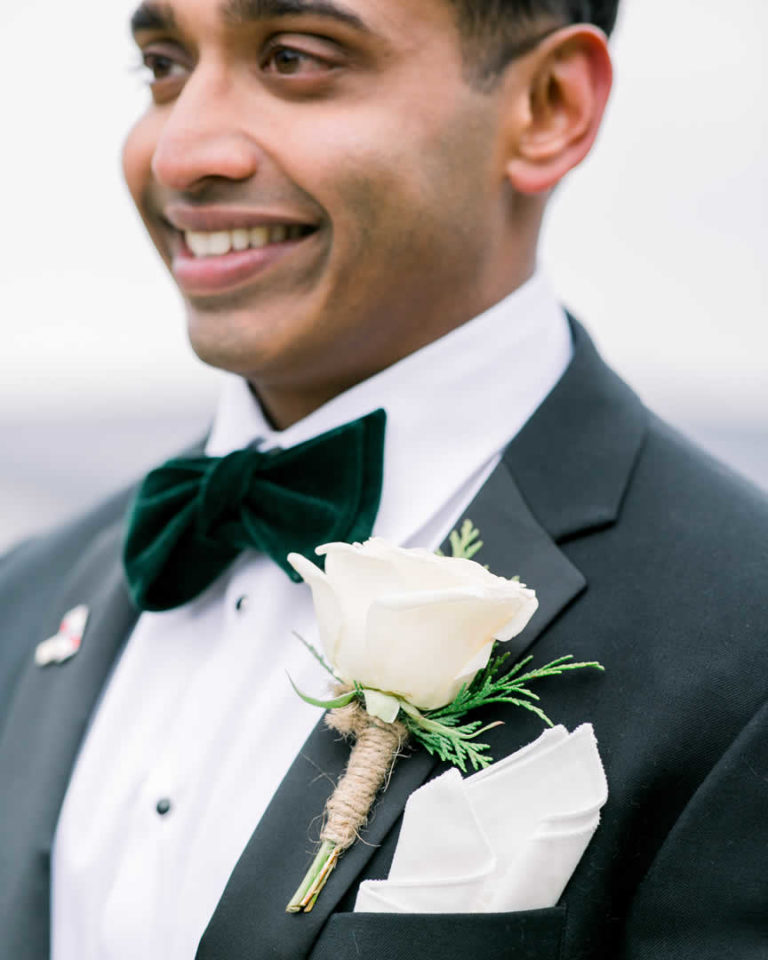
503 25 613 195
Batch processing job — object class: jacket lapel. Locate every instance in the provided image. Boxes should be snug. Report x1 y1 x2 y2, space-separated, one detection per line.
503 317 648 543
199 319 648 958
460 459 586 653
0 518 139 959
197 419 600 957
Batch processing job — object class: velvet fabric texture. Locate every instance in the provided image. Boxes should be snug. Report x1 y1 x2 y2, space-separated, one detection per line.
122 409 386 612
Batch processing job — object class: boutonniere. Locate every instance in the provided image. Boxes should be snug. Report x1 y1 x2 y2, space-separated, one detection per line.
285 522 603 913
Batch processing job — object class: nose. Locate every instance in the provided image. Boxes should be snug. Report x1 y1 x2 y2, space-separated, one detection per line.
150 67 261 191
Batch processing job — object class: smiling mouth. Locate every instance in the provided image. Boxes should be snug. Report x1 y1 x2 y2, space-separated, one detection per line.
169 222 321 296
183 224 317 257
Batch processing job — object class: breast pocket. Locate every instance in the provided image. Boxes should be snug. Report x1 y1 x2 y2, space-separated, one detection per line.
311 907 566 960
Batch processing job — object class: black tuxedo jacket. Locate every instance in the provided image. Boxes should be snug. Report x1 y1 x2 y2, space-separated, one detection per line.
1 321 766 959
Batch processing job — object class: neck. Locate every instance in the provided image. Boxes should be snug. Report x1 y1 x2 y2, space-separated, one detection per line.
254 268 539 430
250 380 350 431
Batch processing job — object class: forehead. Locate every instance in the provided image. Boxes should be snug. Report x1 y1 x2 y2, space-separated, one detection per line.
129 0 458 40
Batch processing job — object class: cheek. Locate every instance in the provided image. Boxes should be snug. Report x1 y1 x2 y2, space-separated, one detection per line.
322 136 488 286
300 96 495 250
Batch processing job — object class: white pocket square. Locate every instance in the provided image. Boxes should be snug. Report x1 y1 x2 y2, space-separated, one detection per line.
355 724 607 914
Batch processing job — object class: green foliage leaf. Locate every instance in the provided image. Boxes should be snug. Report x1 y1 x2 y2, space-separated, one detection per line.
287 675 359 710
401 703 501 773
431 653 604 723
402 651 605 772
447 519 484 560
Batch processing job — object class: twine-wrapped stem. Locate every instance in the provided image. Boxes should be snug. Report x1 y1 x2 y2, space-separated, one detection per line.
286 700 408 913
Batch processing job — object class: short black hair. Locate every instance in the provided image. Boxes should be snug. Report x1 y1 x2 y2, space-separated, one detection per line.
448 0 620 81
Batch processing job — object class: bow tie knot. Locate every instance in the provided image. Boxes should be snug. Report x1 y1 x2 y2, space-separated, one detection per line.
123 409 386 612
195 449 262 547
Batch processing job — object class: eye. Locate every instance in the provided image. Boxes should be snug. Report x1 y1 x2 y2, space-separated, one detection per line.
141 51 186 83
261 44 334 77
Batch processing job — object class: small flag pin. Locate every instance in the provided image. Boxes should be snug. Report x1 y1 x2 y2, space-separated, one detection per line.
35 605 90 667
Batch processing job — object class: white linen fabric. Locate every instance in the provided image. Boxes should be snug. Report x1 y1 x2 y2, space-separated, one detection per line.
354 725 608 914
51 273 572 960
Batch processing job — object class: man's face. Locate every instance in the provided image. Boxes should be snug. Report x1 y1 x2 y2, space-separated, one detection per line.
124 0 518 407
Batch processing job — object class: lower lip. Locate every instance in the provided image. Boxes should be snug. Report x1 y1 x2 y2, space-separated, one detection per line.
171 233 317 295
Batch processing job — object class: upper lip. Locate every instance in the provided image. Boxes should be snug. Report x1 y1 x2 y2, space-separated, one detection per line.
163 204 320 233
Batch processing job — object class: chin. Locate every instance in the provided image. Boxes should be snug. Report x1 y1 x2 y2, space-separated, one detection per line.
184 302 312 382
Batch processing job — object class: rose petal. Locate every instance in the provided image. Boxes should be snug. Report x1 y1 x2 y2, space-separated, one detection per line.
316 545 406 677
319 539 501 593
361 539 500 590
287 552 345 670
453 640 497 688
363 592 536 709
494 594 539 641
320 542 406 601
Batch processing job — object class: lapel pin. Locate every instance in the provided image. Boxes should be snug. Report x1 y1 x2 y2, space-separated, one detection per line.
35 605 90 667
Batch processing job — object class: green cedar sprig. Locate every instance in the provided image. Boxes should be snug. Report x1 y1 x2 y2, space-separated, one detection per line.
399 651 604 772
435 518 483 560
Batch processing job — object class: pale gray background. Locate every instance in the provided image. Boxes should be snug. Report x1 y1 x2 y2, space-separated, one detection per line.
1 0 766 552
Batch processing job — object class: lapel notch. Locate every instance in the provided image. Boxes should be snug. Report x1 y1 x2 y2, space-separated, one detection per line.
459 458 587 651
503 317 648 542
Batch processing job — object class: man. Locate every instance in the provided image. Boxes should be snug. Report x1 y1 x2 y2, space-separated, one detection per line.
0 0 766 957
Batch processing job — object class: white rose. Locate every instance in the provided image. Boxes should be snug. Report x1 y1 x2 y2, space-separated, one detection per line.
287 538 538 713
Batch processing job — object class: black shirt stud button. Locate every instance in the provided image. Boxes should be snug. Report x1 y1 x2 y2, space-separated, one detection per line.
235 595 248 613
156 798 172 816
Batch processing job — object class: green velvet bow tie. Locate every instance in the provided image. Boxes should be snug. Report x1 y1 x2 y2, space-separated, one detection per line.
123 409 386 612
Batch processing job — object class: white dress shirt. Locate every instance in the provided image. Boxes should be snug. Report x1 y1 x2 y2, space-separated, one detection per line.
51 273 571 960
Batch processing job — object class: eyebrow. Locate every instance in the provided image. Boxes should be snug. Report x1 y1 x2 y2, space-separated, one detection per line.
130 2 178 36
221 0 370 33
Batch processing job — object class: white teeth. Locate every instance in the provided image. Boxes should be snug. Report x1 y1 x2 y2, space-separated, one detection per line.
232 228 250 251
250 226 270 249
207 231 232 256
183 225 308 257
186 232 211 257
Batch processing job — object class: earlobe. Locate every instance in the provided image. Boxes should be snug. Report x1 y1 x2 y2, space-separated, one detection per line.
504 26 613 195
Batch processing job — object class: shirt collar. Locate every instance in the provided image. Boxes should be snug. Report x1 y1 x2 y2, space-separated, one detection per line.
206 271 571 545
